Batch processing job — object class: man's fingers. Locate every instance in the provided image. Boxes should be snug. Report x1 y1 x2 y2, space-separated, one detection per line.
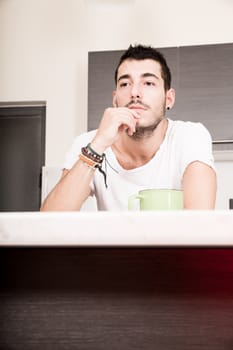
129 110 141 119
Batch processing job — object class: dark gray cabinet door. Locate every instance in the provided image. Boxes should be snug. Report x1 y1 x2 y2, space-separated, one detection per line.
176 43 233 148
0 105 46 211
88 50 123 131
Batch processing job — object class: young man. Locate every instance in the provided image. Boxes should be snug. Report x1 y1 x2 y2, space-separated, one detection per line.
41 44 216 211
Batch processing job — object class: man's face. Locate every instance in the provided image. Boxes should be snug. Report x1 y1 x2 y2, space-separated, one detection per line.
113 58 174 133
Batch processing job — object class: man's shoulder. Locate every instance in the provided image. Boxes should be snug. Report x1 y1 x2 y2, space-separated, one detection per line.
168 119 210 135
72 129 97 145
169 118 204 129
66 129 97 155
63 129 98 169
168 119 212 143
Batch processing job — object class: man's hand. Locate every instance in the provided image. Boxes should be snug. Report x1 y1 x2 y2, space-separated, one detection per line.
90 107 140 154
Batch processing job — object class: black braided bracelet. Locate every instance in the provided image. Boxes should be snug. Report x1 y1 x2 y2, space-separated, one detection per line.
87 143 103 157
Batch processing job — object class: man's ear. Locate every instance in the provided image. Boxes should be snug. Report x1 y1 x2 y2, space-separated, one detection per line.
166 88 175 109
112 91 117 107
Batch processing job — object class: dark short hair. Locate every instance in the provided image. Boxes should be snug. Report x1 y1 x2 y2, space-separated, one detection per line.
114 44 171 91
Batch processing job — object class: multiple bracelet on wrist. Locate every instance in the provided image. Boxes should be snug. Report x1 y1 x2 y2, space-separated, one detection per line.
79 143 107 188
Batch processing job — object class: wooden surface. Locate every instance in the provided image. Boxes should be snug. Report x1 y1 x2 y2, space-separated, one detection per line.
1 248 233 349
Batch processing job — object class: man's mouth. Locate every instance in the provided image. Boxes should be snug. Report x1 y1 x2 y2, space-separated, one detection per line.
129 105 146 110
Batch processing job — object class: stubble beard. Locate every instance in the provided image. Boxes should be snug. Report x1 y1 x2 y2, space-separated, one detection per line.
129 102 167 140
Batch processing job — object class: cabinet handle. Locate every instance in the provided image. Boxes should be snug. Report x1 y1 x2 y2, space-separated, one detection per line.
229 199 233 210
213 140 233 144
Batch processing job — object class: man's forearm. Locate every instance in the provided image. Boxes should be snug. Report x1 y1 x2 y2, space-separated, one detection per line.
40 160 94 211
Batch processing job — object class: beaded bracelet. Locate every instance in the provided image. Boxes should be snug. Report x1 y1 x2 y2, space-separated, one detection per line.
81 144 104 164
87 143 103 158
79 144 107 188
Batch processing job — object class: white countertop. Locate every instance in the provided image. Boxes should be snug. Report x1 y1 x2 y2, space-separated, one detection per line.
0 211 233 247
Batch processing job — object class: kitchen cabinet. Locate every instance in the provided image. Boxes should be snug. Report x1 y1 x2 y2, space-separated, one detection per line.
0 103 46 211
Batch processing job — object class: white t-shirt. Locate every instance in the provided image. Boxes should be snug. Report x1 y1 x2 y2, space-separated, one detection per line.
63 119 215 211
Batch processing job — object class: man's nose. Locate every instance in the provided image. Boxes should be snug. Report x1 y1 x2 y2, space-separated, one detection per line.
130 83 142 99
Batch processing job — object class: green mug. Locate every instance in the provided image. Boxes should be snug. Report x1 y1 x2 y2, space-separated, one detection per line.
128 189 184 211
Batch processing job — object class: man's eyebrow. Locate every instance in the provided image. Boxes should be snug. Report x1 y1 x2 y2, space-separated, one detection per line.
117 74 130 83
117 72 160 83
142 72 160 79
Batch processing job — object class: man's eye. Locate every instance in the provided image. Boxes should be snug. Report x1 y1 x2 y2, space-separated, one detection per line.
120 82 129 87
145 81 155 86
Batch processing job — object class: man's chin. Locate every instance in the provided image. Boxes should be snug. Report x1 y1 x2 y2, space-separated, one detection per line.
130 119 164 139
130 126 157 140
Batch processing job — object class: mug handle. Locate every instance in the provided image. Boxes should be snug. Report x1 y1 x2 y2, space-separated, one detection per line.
128 194 142 211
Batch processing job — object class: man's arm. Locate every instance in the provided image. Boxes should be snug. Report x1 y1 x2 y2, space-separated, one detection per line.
40 107 140 211
182 161 217 209
40 160 94 211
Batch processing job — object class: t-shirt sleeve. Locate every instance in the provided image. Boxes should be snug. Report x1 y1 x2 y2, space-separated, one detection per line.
179 122 215 176
62 137 81 170
62 130 97 170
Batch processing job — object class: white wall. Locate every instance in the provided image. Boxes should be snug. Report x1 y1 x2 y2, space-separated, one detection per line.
215 160 233 210
1 0 233 209
1 0 233 166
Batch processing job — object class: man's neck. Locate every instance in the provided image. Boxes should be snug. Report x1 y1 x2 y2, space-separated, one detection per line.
112 118 168 170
